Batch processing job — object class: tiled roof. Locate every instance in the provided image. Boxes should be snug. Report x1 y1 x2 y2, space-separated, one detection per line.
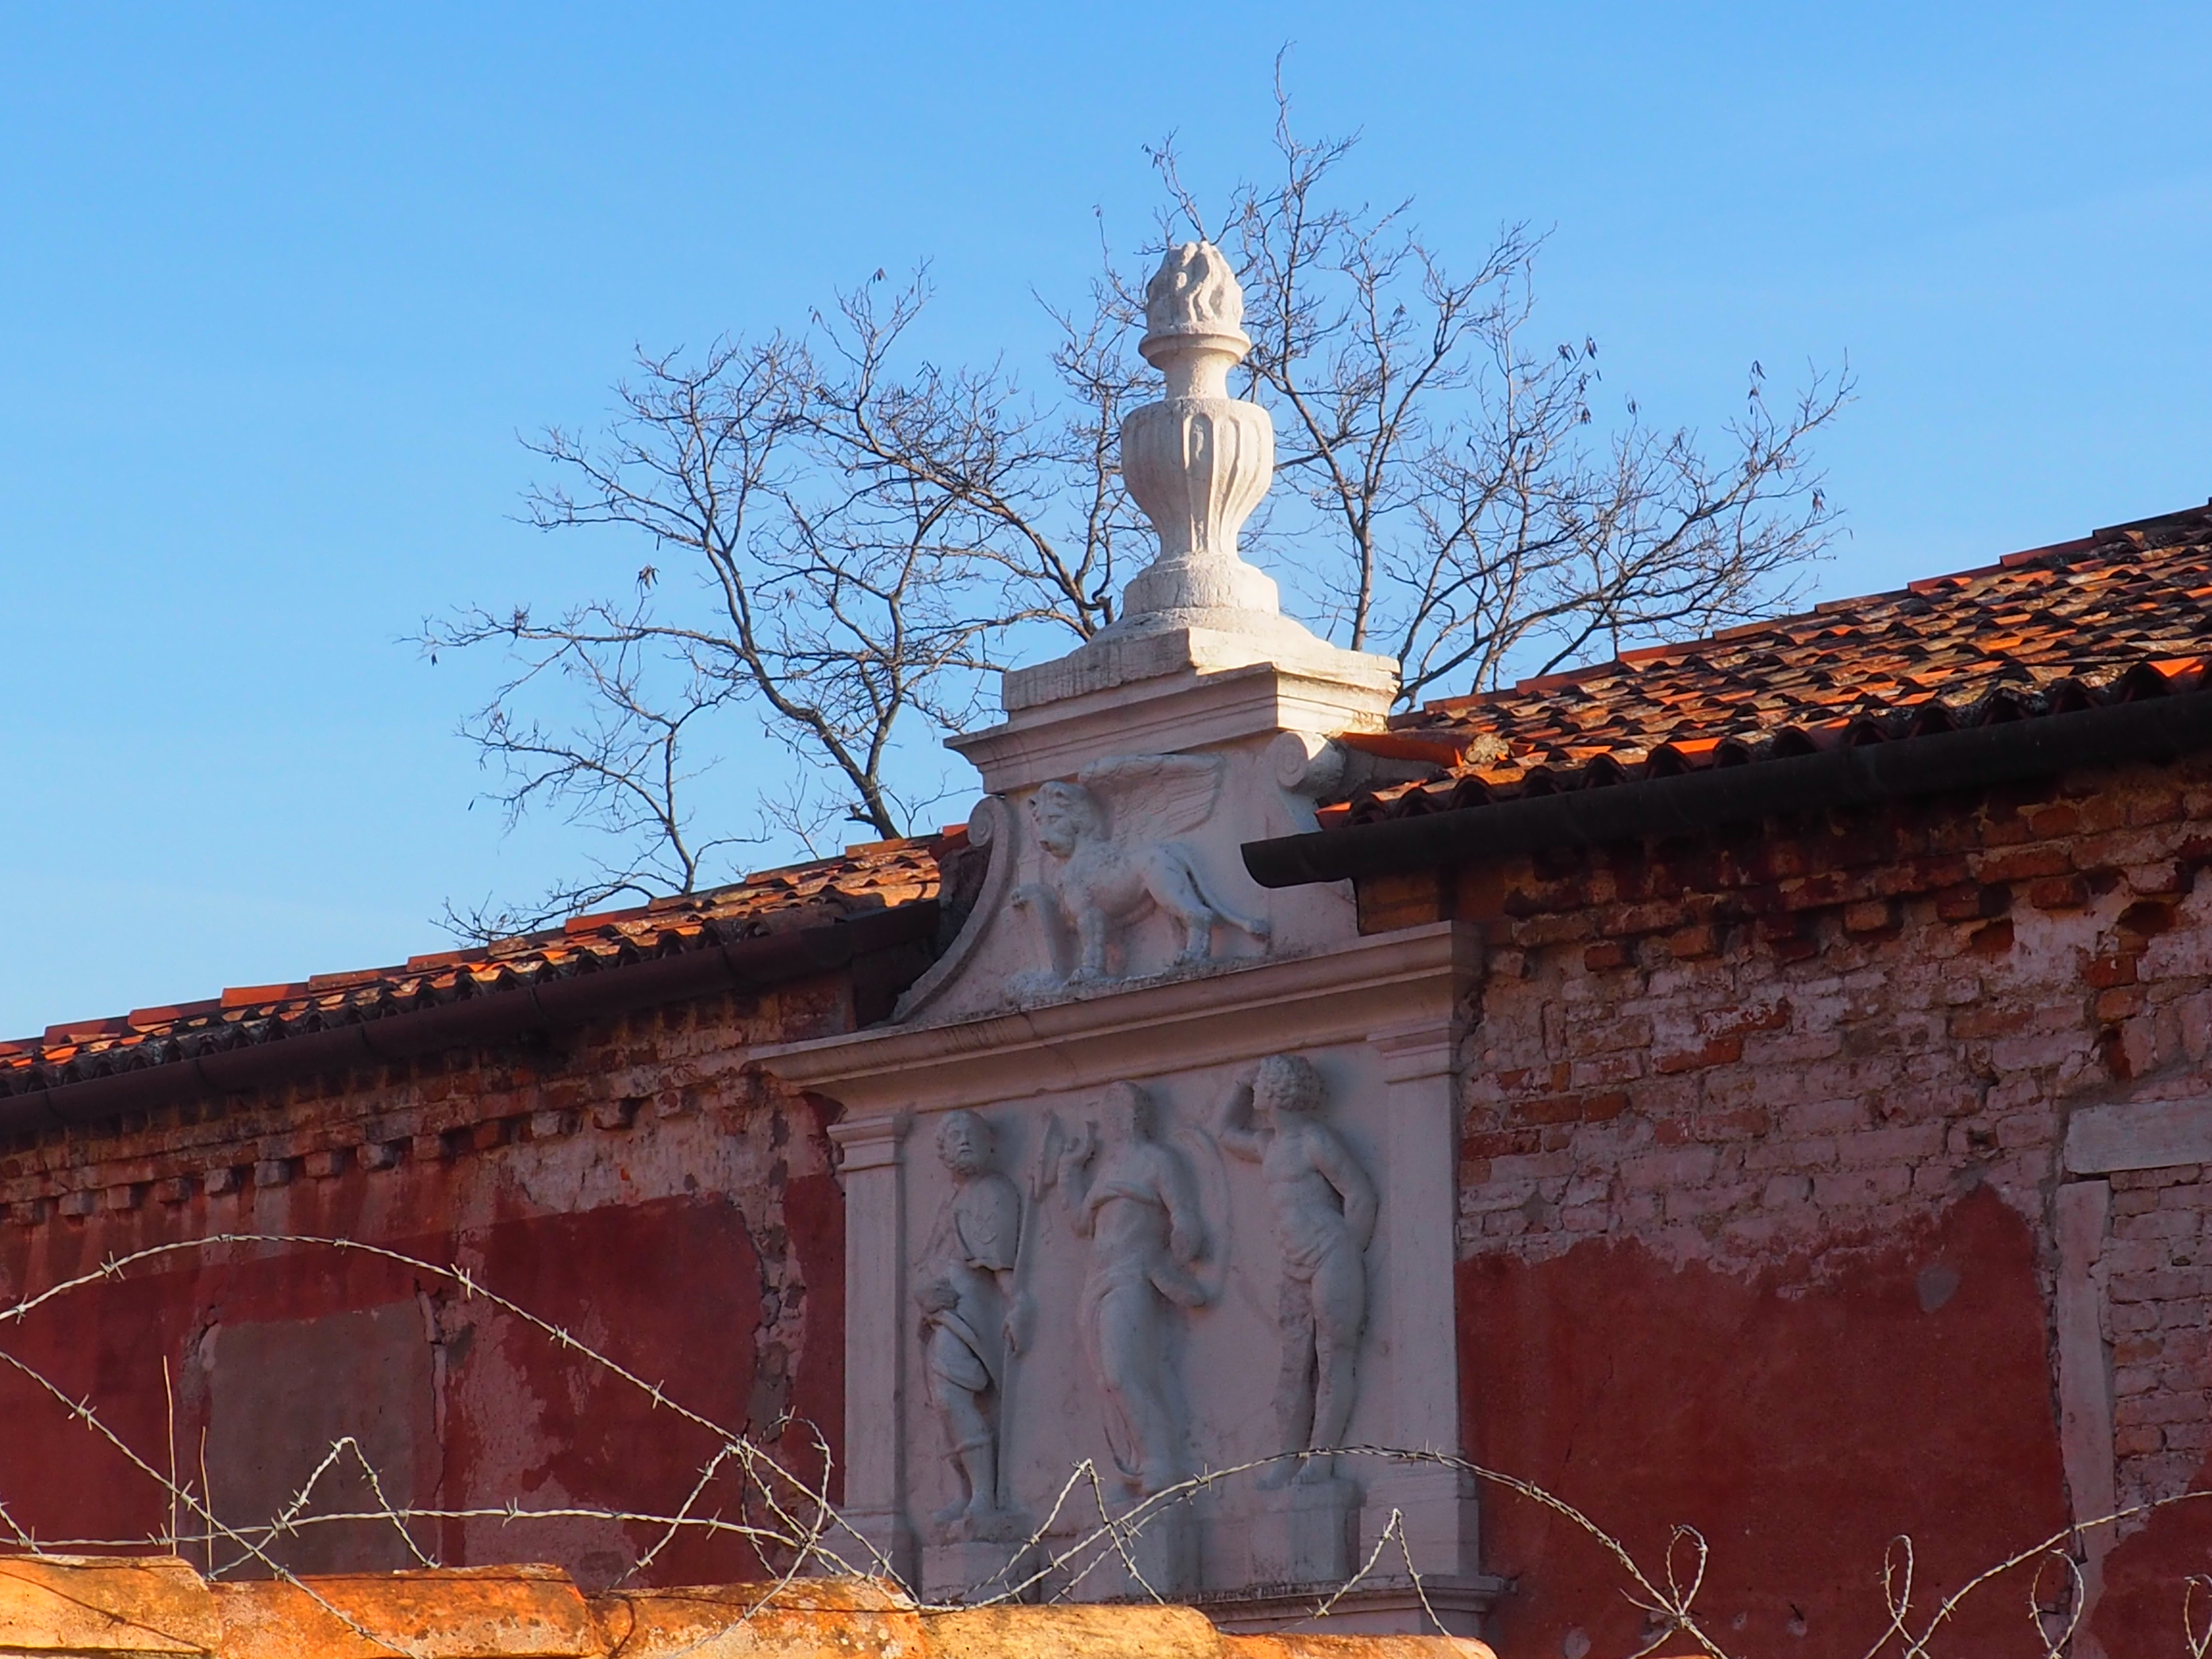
1329 501 2212 826
0 837 947 1099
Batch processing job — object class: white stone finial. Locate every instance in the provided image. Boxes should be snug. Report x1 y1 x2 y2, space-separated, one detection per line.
1114 242 1280 625
975 241 1398 731
1139 243 1251 399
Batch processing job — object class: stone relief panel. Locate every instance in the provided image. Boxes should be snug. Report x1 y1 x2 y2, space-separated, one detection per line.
893 1046 1399 1597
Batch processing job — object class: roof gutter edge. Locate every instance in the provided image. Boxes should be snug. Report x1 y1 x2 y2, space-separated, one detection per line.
1242 691 2212 889
0 902 939 1140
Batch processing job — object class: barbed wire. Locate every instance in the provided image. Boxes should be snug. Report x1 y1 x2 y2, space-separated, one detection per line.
0 1231 2199 1658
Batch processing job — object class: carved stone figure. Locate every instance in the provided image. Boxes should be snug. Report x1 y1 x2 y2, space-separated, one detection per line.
1013 754 1270 985
1214 1055 1378 1485
1039 1082 1211 1493
914 1110 1030 1539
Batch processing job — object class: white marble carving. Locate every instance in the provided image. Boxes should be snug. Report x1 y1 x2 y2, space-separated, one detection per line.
1111 241 1282 629
1214 1055 1377 1487
914 1110 1031 1541
1038 1082 1212 1494
753 235 1493 1632
1013 754 1270 986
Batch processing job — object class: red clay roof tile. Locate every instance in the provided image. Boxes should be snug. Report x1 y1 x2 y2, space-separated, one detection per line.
1331 501 2212 826
1 837 947 1100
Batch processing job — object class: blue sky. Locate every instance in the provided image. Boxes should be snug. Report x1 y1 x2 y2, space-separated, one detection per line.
2 2 2207 1034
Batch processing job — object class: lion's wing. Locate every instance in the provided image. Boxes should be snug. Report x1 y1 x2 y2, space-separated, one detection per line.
1075 753 1224 836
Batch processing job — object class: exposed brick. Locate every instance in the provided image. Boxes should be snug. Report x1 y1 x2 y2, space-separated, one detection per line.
2096 986 2148 1022
2127 862 2185 896
252 1158 295 1189
1842 899 1900 935
2084 953 2139 989
1622 1147 1720 1191
1603 901 1692 938
2028 875 2090 911
2115 1424 2165 1457
1653 1036 1742 1074
1509 1096 1585 1127
1701 1000 1791 1039
1462 1130 1541 1161
1813 1166 1912 1207
1966 919 2015 956
1665 924 1720 960
1935 882 2010 922
1975 846 2072 884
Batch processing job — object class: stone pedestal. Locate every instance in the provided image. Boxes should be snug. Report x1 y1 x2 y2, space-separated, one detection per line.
1247 1476 1358 1587
920 1538 1041 1605
1099 1504 1200 1599
1195 1577 1501 1638
825 1507 915 1585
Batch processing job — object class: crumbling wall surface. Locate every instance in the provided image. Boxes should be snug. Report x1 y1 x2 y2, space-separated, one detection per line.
1415 757 2212 1657
0 979 854 1590
0 1557 1498 1659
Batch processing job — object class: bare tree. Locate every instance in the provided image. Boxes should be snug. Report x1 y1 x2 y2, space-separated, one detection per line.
426 77 1846 937
423 293 1037 934
1154 65 1847 705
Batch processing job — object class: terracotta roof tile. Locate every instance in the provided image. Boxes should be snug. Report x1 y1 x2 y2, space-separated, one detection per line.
0 837 945 1099
1332 501 2212 825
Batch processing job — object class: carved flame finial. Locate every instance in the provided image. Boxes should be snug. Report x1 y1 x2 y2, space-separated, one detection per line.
1107 243 1279 622
1139 242 1250 370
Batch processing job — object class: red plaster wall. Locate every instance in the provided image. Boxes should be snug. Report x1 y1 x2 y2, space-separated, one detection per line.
1462 1189 2068 1656
0 984 854 1589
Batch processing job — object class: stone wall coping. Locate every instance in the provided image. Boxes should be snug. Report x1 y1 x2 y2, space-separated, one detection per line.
0 1559 1496 1659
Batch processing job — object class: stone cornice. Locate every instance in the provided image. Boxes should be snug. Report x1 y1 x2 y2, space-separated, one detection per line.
752 921 1480 1116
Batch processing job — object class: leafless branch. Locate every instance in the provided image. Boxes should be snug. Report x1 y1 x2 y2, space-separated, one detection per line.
424 63 1847 929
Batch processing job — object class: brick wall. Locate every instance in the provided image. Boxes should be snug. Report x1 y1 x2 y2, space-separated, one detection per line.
1368 755 2212 1657
2104 1164 2212 1510
0 974 859 1587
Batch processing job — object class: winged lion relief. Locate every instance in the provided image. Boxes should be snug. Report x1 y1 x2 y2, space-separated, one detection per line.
1011 753 1272 988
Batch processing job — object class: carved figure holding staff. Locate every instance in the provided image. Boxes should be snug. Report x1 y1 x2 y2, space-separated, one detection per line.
1214 1055 1377 1485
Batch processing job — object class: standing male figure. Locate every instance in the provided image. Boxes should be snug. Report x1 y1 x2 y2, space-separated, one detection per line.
1214 1054 1378 1486
914 1109 1028 1539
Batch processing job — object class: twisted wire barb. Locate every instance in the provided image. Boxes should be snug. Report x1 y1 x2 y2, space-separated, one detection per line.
0 1231 2202 1658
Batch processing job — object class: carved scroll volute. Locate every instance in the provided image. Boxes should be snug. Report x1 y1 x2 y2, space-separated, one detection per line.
892 795 1018 1022
1118 242 1279 618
